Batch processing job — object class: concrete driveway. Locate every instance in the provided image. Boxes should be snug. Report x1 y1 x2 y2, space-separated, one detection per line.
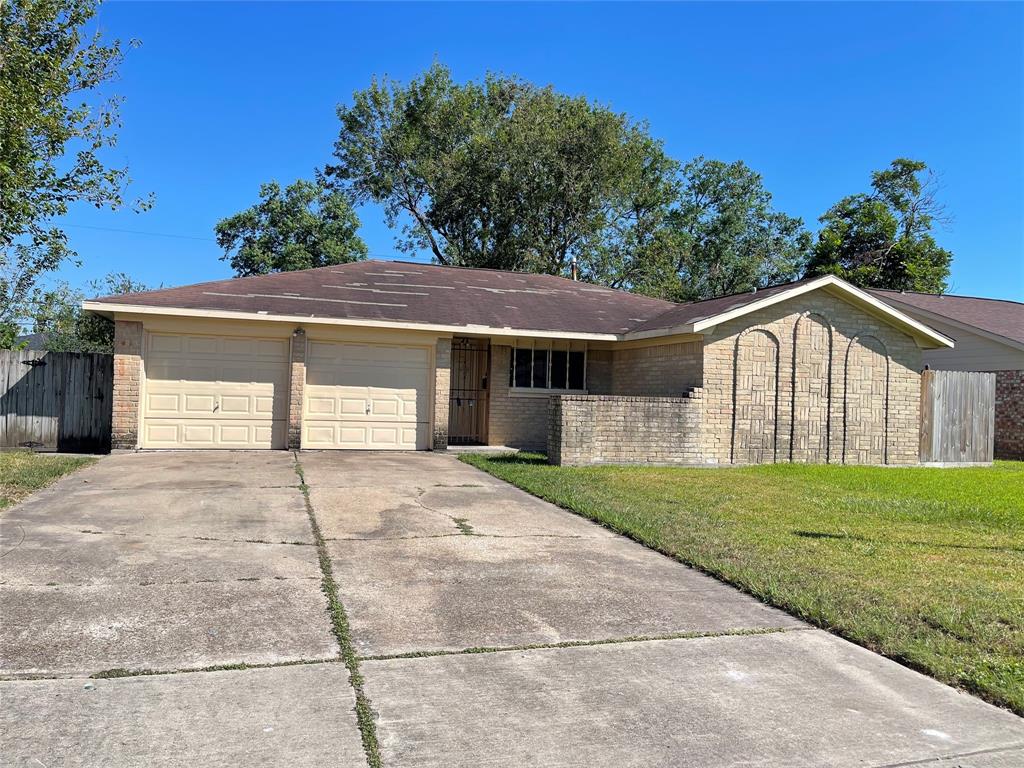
1 451 1022 767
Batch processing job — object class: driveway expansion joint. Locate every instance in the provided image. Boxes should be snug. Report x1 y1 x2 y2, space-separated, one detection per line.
869 743 1024 768
0 657 344 683
2 576 322 588
293 452 382 768
358 625 813 663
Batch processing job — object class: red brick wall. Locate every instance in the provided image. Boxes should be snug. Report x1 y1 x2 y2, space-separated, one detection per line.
995 370 1024 460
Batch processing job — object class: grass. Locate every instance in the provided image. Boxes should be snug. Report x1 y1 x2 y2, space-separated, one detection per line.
0 451 96 510
460 453 1024 715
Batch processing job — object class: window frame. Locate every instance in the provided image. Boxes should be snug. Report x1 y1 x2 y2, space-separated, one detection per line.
508 341 587 394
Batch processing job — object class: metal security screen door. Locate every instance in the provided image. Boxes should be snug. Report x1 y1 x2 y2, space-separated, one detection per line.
448 338 490 445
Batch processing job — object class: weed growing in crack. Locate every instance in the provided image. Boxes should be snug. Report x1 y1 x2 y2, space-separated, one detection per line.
292 453 382 768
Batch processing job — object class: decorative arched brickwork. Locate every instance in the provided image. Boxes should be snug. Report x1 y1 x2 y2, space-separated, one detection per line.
843 334 890 464
731 328 780 464
789 312 833 463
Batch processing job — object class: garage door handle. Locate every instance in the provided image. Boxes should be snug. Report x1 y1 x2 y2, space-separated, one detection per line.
365 403 371 415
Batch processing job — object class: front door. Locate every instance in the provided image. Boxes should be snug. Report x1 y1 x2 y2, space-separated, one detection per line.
448 338 490 445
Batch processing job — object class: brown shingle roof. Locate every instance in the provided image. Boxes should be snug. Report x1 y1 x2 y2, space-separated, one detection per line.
870 290 1024 347
91 260 967 345
94 260 679 336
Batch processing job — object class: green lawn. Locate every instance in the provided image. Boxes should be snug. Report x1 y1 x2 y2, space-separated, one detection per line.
0 451 96 510
460 453 1024 714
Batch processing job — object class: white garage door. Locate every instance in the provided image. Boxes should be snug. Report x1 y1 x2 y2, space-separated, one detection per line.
142 333 289 449
303 341 431 450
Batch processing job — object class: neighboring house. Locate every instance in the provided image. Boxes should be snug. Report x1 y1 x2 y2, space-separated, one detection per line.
83 260 952 465
870 290 1024 460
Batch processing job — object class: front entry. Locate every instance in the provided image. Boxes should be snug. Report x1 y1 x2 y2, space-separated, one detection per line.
448 338 490 445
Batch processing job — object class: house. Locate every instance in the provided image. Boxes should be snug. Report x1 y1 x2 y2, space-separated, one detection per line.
869 290 1024 460
83 260 953 465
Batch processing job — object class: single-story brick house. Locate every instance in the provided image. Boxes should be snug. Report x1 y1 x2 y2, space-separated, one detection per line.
868 289 1024 460
83 260 953 465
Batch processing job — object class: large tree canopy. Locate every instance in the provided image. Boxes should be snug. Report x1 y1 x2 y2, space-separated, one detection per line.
327 64 816 301
327 63 680 281
806 158 952 293
1 0 147 347
215 178 368 277
670 157 811 301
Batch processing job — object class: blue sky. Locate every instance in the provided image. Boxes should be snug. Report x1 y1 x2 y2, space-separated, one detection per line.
59 1 1023 301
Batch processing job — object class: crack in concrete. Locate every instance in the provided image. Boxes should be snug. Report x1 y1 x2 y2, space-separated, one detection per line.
412 486 471 536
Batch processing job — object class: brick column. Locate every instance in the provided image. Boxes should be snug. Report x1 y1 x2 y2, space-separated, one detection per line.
287 328 307 450
112 319 143 450
432 337 452 450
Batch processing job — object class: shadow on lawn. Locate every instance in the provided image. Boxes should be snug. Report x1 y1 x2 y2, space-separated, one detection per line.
482 453 549 466
794 530 1024 554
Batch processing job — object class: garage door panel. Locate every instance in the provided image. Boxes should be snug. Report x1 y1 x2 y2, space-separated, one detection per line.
142 332 288 449
144 419 285 449
302 341 431 450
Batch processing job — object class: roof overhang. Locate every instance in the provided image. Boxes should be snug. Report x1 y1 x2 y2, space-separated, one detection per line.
622 275 955 348
81 301 622 342
84 274 955 349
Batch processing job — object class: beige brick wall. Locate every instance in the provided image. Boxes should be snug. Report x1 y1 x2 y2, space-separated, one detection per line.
488 345 550 450
433 338 452 450
701 292 923 465
587 349 614 394
287 328 306 450
112 319 143 450
549 393 704 466
611 340 702 395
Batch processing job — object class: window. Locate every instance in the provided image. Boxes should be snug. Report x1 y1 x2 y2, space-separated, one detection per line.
508 345 586 391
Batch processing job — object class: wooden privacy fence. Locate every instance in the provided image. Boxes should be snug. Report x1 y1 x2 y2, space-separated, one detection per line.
0 350 113 453
920 369 995 464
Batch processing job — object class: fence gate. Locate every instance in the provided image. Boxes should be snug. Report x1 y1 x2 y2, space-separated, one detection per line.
919 369 995 464
0 350 113 453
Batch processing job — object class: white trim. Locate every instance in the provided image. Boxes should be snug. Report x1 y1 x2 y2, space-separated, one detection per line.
621 276 954 349
83 302 620 342
877 296 1024 353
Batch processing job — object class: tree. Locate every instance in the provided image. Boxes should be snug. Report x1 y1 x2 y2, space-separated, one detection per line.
806 159 952 292
1 0 148 347
669 157 812 301
327 63 680 280
28 272 149 353
215 178 368 277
